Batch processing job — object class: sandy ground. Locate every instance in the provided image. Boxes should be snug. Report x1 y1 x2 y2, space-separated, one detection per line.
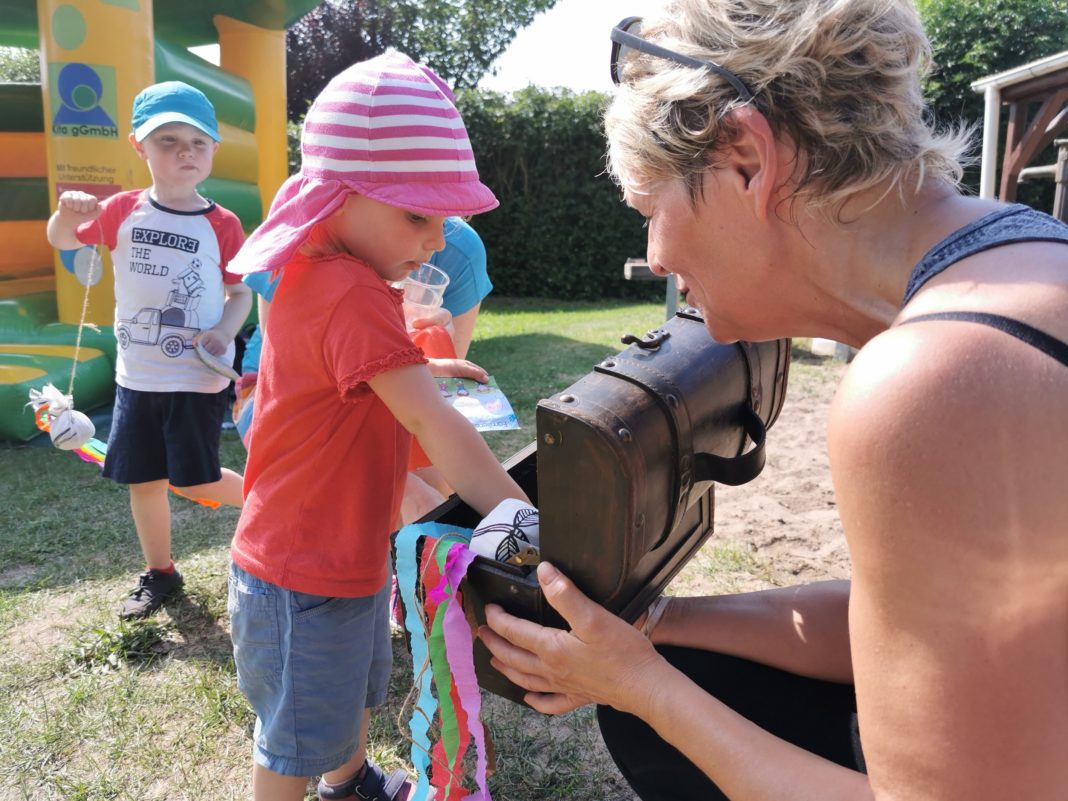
670 358 852 597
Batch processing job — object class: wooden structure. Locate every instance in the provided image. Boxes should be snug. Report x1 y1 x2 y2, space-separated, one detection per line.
972 51 1068 221
623 257 680 320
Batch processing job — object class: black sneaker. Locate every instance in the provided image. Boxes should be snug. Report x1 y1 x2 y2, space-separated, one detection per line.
317 760 412 801
119 568 184 619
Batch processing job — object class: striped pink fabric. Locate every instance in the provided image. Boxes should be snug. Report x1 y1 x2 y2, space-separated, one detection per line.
228 50 497 275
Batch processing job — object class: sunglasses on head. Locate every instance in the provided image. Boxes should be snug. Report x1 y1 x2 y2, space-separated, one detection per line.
610 16 756 106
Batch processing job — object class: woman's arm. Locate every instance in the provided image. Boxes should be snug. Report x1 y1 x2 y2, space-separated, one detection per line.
651 581 852 683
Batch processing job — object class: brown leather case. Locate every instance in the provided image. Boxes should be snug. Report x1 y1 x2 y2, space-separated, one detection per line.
414 309 790 703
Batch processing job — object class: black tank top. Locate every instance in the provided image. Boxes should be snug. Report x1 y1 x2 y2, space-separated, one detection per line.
898 203 1068 367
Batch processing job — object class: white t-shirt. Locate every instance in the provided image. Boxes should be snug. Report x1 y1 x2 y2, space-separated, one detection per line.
76 189 244 393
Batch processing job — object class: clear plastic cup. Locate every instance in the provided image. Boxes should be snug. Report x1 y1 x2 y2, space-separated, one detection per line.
401 263 450 329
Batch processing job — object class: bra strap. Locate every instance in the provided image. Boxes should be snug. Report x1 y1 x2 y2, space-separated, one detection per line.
899 311 1068 367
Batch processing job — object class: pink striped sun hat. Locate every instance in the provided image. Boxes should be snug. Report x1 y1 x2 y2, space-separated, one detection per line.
228 50 498 275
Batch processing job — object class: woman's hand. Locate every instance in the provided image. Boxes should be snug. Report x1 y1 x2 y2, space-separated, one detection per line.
479 562 664 716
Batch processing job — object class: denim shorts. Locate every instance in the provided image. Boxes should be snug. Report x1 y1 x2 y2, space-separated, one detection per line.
227 562 393 777
102 385 228 486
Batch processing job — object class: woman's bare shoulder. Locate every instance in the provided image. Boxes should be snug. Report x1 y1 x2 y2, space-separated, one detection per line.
826 320 1068 800
829 317 1066 554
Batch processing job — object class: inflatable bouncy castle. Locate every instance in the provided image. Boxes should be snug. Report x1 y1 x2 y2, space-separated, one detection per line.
0 0 317 441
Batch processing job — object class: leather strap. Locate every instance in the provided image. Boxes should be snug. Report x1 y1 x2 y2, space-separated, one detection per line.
693 405 768 486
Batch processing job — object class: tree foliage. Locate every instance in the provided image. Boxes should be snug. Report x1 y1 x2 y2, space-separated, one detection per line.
919 0 1068 199
920 0 1068 129
0 46 39 82
286 0 559 119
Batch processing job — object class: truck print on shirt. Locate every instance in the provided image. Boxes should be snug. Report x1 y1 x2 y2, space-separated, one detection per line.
116 307 200 357
116 258 207 357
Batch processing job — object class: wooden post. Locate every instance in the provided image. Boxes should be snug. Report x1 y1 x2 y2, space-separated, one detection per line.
1054 139 1068 223
623 258 679 320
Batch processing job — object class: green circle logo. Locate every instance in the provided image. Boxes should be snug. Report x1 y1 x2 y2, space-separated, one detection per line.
70 83 98 110
52 5 87 51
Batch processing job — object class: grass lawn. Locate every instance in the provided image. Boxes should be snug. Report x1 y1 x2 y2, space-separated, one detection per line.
0 298 821 800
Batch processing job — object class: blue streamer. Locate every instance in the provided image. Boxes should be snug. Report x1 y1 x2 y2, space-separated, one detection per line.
395 522 469 800
396 523 435 801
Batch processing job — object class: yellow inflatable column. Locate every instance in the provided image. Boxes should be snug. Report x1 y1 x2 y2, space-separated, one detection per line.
215 16 289 213
36 0 155 326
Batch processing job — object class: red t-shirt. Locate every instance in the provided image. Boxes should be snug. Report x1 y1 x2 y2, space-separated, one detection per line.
231 253 427 597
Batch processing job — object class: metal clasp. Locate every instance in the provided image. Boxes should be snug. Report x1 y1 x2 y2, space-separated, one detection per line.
621 328 671 350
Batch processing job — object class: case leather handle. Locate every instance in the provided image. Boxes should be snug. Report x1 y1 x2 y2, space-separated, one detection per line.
692 405 768 486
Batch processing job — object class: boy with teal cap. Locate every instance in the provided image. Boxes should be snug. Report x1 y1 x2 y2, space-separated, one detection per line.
47 80 251 619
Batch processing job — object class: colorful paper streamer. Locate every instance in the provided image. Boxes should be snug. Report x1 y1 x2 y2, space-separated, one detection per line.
396 522 494 801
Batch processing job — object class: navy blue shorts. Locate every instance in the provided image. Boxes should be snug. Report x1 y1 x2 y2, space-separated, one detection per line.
102 385 228 487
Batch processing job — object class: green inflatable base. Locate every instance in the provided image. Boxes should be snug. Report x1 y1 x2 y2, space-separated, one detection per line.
0 292 116 442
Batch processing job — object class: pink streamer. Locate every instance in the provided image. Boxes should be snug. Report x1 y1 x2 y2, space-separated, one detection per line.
439 542 492 801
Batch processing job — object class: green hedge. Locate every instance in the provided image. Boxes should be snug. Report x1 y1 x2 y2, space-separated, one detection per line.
287 87 657 301
457 87 655 301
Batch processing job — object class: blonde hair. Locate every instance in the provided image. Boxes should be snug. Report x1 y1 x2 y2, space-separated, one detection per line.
605 0 973 210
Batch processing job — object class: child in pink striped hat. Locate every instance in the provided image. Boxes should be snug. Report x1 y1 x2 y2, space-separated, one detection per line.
226 51 529 801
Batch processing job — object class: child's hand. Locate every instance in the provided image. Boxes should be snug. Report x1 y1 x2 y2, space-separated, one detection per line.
56 190 102 222
193 328 229 357
427 357 489 384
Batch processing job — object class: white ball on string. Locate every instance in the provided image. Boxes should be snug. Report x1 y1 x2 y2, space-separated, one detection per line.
49 407 95 450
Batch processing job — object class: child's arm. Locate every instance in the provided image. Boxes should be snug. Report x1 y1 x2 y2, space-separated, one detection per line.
46 191 101 250
368 363 529 517
195 281 253 357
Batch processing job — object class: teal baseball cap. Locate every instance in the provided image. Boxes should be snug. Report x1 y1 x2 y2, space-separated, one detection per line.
131 81 220 142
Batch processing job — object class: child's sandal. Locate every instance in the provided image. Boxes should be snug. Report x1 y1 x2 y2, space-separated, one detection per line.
317 760 412 801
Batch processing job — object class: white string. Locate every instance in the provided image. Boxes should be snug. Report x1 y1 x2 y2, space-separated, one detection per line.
66 229 103 398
